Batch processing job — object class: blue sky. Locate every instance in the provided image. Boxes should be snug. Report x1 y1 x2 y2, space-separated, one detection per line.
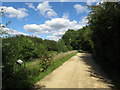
1 1 97 40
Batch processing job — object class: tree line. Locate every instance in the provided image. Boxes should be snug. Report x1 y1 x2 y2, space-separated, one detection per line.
61 26 93 52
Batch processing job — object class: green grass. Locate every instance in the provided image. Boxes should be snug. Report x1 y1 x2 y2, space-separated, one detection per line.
31 51 77 85
25 51 58 68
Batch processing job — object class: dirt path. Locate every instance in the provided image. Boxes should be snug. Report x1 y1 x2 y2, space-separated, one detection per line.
35 53 113 88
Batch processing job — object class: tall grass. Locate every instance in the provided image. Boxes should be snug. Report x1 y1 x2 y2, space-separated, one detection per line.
31 51 77 87
9 51 77 89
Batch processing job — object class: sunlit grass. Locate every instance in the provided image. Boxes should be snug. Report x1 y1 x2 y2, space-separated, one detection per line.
32 51 77 85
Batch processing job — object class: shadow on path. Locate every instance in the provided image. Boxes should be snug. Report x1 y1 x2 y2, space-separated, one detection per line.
79 53 114 88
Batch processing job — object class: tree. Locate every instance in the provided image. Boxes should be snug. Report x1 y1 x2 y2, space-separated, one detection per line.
62 27 93 52
88 2 120 73
76 26 93 51
43 39 58 51
57 39 68 52
62 29 78 46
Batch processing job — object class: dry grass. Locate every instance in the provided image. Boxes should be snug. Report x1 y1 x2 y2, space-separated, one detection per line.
51 50 77 63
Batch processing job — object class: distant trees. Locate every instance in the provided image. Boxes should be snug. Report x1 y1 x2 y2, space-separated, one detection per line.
62 29 78 46
43 39 58 51
2 35 69 63
61 27 93 52
73 26 93 51
57 39 68 52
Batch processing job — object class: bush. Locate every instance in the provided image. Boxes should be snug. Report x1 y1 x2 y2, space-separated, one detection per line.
2 35 70 88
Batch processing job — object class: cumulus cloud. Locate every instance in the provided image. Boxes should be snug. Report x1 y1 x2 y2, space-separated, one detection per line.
86 1 93 5
86 0 103 5
1 27 29 36
46 16 88 41
47 32 65 41
25 3 37 10
37 1 57 18
23 16 88 41
24 18 83 34
47 35 61 41
23 24 51 34
53 32 65 37
62 12 69 19
86 0 96 5
0 6 28 19
79 16 88 26
74 4 89 14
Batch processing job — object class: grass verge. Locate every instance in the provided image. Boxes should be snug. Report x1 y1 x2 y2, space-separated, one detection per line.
32 51 77 86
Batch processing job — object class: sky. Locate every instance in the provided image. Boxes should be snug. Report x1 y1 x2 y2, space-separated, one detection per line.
1 1 98 41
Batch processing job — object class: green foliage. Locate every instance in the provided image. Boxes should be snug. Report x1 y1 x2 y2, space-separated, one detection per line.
62 29 78 46
28 36 43 44
76 26 93 52
57 39 68 52
61 27 93 52
2 35 41 88
2 35 71 88
33 43 46 58
88 2 120 88
88 2 120 68
43 39 58 51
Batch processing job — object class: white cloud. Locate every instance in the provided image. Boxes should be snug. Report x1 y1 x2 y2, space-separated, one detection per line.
62 12 69 19
1 27 29 36
86 0 96 5
74 4 89 14
79 16 88 26
86 0 103 5
0 26 41 38
47 35 60 41
0 6 28 19
86 1 93 5
96 0 104 5
24 16 88 41
23 24 51 34
60 0 69 2
46 16 88 41
24 18 82 34
37 1 57 18
47 32 65 41
86 0 102 5
53 32 65 37
25 3 37 11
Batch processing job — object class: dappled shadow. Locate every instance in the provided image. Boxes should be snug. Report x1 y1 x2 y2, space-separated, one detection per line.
32 84 46 90
79 53 114 88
